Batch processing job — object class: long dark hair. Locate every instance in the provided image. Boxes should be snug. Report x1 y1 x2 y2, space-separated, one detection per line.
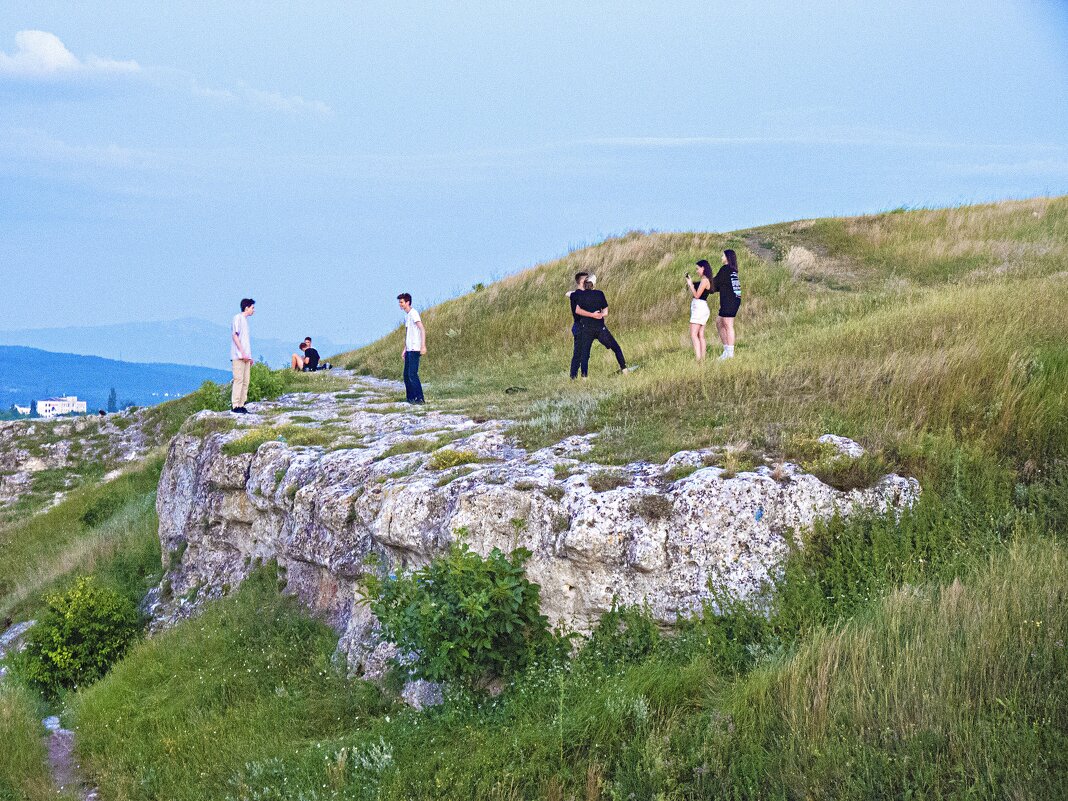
695 259 714 281
723 249 739 272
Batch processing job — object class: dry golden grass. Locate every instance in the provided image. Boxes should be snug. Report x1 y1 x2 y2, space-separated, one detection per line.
337 196 1067 468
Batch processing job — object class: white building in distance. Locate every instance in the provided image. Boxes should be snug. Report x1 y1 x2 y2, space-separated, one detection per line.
35 396 88 418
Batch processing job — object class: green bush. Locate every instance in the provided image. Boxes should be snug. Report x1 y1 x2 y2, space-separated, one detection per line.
579 603 662 668
365 543 555 689
189 380 230 412
247 362 287 402
16 576 141 698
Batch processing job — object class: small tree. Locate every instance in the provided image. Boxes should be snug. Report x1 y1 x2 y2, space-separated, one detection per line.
107 387 118 413
364 541 554 689
16 577 141 698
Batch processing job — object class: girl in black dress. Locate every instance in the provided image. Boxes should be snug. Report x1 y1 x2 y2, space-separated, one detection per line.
713 249 741 359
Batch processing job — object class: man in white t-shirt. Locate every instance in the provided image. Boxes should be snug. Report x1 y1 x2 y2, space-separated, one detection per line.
397 292 426 404
230 298 255 413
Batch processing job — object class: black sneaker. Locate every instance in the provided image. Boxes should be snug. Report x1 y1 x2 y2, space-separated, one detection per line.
232 407 249 414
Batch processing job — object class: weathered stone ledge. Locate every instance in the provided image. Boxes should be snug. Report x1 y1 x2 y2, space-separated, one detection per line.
151 376 919 673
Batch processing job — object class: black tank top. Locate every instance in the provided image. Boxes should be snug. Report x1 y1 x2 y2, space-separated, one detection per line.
693 280 710 301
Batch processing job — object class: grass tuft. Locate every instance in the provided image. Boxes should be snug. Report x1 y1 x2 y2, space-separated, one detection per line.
588 470 629 493
428 449 480 471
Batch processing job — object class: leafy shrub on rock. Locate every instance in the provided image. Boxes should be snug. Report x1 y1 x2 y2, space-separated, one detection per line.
16 577 141 698
365 542 555 689
247 362 287 403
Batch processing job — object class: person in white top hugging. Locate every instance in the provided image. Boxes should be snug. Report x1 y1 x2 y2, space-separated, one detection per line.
230 298 255 413
397 293 426 404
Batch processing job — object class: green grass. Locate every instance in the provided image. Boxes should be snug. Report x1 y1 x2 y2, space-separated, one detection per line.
65 530 1068 800
70 568 392 801
221 425 335 456
337 197 1068 469
0 459 164 622
374 438 435 460
0 470 164 799
428 449 480 471
4 198 1068 800
0 683 56 801
587 470 629 492
0 449 112 527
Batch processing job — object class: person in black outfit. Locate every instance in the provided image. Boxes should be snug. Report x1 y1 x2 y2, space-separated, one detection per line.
566 272 588 338
568 273 630 379
712 249 742 359
302 344 321 371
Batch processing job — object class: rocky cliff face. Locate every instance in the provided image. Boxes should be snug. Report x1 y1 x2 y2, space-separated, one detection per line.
0 411 153 516
151 376 919 674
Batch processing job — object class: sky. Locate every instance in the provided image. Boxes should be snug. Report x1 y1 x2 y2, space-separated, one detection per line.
1 1 1066 351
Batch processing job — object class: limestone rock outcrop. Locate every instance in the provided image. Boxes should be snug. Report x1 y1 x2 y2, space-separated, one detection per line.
152 377 919 673
0 410 154 513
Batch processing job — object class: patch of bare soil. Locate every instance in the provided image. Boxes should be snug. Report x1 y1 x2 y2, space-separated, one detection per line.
44 716 98 801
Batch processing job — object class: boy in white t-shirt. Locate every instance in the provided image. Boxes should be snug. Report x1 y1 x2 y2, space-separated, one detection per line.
397 293 426 404
230 298 255 413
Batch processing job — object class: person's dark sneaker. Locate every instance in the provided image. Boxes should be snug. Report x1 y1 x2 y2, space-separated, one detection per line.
232 406 249 414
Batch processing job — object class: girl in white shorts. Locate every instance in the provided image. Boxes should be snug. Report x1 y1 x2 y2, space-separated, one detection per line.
685 260 714 360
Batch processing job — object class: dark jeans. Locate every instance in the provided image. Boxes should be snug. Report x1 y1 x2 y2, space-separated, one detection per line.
403 351 424 403
570 326 626 378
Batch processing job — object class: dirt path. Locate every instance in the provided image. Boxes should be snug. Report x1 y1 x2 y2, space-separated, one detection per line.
2 622 98 799
43 716 99 800
742 233 778 263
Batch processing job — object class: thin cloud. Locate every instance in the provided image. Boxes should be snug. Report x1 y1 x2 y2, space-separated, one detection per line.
188 76 332 117
580 127 1067 153
954 159 1068 178
0 127 167 169
0 30 330 117
0 30 139 77
242 85 332 117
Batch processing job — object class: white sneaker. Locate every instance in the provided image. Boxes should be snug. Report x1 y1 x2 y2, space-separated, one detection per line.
718 352 733 361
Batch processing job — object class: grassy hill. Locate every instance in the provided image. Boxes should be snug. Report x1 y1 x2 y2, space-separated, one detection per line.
339 196 1068 472
1 198 1066 800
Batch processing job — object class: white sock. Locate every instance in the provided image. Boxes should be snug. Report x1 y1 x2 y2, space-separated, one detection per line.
726 345 734 357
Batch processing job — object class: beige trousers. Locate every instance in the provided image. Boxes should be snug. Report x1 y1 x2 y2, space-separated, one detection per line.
231 359 251 408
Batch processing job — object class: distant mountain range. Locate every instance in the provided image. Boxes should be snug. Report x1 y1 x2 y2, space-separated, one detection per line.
0 346 230 413
0 318 357 370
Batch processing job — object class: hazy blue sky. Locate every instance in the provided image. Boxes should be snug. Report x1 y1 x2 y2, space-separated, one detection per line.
1 1 1066 352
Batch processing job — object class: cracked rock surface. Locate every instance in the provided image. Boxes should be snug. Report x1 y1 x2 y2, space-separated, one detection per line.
151 375 919 673
0 410 154 512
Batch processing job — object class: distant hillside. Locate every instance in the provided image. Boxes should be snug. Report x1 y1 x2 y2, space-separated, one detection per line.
0 318 358 370
0 346 229 412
